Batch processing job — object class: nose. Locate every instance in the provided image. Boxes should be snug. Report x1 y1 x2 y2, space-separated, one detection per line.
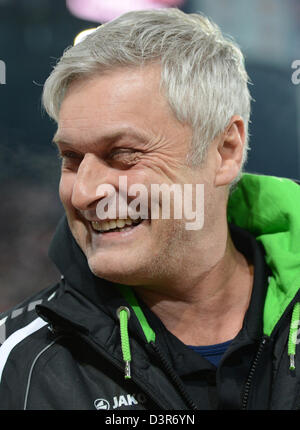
71 153 114 211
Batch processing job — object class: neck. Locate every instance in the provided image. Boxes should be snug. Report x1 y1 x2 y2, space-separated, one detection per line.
133 229 254 346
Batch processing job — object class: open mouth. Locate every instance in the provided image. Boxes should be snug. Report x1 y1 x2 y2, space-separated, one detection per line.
90 217 145 234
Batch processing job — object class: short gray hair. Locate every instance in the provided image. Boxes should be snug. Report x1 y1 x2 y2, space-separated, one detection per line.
42 8 251 182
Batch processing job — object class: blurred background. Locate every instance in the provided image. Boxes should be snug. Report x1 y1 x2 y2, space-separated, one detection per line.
0 0 299 311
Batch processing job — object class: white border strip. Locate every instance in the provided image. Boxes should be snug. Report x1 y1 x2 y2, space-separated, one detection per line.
0 317 48 382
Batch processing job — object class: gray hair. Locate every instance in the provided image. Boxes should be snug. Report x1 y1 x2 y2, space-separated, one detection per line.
42 8 251 184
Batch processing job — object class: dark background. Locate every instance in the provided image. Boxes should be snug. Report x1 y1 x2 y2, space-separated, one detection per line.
0 0 299 311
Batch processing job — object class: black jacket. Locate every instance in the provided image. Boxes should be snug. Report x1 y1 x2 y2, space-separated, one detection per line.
1 173 300 410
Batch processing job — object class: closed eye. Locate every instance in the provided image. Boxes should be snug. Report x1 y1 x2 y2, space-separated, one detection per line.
59 150 82 160
108 148 138 158
107 148 142 166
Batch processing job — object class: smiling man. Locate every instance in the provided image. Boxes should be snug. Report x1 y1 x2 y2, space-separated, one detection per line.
1 9 300 410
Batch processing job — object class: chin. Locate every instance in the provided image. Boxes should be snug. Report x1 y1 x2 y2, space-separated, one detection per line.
87 254 145 286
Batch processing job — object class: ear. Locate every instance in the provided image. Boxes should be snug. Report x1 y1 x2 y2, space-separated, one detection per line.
214 115 245 187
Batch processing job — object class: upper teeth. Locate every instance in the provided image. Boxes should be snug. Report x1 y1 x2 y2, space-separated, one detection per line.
91 218 140 232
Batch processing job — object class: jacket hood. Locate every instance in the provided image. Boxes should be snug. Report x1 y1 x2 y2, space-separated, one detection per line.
49 173 300 340
227 173 300 336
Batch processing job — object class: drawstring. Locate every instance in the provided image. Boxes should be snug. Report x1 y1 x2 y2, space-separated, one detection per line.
288 302 300 370
118 298 300 376
117 306 132 379
116 285 156 380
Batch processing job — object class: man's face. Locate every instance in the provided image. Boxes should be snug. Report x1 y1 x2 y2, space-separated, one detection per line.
55 64 217 286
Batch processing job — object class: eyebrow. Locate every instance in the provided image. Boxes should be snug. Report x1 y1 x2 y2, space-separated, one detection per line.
52 128 149 148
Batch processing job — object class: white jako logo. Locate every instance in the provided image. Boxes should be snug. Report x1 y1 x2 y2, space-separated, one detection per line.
94 393 146 410
94 398 110 410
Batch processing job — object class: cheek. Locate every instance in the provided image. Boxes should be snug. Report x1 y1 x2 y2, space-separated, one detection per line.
59 173 74 209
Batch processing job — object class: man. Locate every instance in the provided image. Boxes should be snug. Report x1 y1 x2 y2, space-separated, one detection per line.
1 8 300 410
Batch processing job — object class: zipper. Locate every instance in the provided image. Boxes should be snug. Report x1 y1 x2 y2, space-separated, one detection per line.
151 341 198 410
241 335 268 410
241 291 300 410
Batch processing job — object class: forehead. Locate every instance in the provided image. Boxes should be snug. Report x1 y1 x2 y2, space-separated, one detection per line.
55 64 187 146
